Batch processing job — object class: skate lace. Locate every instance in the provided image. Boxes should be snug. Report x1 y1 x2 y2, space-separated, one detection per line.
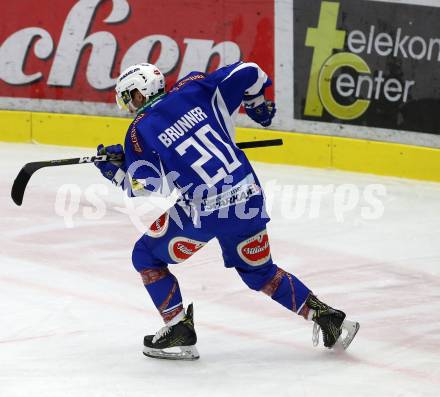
312 322 320 347
152 325 171 343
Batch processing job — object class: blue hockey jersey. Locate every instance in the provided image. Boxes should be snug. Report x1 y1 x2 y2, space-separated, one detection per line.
123 63 314 331
122 61 271 209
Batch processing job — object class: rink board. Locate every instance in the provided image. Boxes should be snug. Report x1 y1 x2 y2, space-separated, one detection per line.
1 109 440 182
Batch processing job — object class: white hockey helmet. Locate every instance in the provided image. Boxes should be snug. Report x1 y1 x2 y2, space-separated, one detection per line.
115 63 165 112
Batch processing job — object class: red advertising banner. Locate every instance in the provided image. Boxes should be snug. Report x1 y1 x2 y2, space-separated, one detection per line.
0 0 274 105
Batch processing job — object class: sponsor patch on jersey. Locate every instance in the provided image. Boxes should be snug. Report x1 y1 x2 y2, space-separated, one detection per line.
147 212 170 238
170 73 206 92
130 113 145 153
237 229 271 266
202 183 260 212
168 237 206 263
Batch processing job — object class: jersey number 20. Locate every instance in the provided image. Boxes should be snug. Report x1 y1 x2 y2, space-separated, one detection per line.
175 124 242 187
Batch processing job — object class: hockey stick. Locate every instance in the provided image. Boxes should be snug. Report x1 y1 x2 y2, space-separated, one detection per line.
11 138 283 206
11 154 123 206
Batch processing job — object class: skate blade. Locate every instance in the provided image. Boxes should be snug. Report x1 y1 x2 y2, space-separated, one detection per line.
335 320 360 350
143 345 200 361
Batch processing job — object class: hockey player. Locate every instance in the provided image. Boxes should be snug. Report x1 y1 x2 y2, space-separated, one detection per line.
95 62 359 360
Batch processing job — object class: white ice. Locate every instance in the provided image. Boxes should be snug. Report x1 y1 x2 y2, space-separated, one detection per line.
1 142 439 397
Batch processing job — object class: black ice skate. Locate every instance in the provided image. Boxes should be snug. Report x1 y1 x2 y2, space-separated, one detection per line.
305 295 360 350
143 303 199 361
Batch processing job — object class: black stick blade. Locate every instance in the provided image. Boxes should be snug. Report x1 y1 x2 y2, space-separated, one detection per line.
11 162 46 206
11 168 31 206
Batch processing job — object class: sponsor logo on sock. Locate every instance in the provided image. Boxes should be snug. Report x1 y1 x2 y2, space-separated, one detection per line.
169 237 206 263
261 267 285 297
140 268 170 285
237 229 271 266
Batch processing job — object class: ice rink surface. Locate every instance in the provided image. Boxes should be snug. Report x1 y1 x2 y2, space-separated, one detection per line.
1 142 439 397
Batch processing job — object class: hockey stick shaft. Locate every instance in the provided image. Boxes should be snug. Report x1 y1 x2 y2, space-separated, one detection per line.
11 138 283 206
236 138 283 149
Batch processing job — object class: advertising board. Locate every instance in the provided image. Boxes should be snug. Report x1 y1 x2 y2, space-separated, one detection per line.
0 0 274 112
294 0 440 135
